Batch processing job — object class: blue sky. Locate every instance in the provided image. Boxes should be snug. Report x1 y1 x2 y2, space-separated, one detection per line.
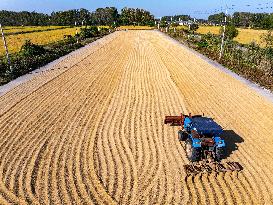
0 0 272 19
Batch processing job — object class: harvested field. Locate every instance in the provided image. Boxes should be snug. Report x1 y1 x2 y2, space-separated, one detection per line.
0 30 273 204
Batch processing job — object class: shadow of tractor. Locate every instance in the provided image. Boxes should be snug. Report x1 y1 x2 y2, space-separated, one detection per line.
221 130 244 159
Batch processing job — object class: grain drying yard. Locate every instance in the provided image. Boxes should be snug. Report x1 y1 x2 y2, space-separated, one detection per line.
0 30 273 204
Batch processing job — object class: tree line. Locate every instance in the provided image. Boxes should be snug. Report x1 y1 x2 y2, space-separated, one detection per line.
0 7 155 27
208 12 273 29
161 15 192 22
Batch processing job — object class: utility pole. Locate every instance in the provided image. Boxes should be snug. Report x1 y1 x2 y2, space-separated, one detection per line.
0 24 11 69
219 6 228 60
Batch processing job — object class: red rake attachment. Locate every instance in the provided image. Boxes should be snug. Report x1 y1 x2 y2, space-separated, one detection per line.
164 115 184 126
184 161 243 177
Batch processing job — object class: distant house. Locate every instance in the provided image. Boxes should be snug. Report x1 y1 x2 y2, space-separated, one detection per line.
178 20 193 26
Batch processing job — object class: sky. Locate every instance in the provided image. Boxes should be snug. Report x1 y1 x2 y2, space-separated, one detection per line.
0 0 273 19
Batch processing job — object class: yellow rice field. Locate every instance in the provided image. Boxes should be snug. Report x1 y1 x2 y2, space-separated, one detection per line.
2 26 68 34
197 26 221 35
235 28 267 45
197 26 267 45
0 27 80 55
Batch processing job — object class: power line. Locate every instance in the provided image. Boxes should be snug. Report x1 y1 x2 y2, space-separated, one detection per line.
190 0 273 17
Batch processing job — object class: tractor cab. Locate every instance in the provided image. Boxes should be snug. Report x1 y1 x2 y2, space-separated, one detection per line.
192 116 223 136
184 116 223 137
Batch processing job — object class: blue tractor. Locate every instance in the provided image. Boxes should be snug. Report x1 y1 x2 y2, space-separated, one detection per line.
164 113 242 175
178 115 226 162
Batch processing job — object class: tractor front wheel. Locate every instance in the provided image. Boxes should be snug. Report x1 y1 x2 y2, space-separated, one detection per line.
215 147 226 161
185 139 201 162
178 130 187 141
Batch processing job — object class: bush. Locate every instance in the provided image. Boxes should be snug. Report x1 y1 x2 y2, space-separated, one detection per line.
0 59 8 78
64 35 77 44
20 40 46 57
159 21 168 28
79 26 99 39
147 21 156 27
171 22 179 27
99 27 109 36
197 39 209 48
261 30 273 48
189 23 199 33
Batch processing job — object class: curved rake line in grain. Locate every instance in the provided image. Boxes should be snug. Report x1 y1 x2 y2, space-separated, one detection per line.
156 69 184 203
0 64 86 203
35 63 108 203
143 31 191 203
140 31 187 202
82 33 139 205
0 97 70 203
100 68 133 202
85 35 125 197
3 63 93 203
74 37 130 204
0 42 102 166
53 43 122 204
134 42 163 202
139 62 163 203
67 33 128 204
3 65 85 185
114 48 142 204
92 40 131 202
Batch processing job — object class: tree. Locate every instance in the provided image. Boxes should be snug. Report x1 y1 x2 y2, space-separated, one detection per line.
91 7 119 26
220 24 239 40
161 16 172 22
162 15 192 22
51 10 79 26
0 10 50 26
232 12 252 27
231 12 273 29
79 8 90 25
159 21 168 28
174 15 192 21
120 7 154 26
0 7 155 27
208 12 227 25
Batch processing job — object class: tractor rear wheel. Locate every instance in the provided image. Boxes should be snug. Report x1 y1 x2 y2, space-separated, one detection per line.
185 139 201 162
178 130 187 141
215 147 226 161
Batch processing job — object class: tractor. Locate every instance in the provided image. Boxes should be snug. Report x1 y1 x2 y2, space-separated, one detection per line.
164 113 242 176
